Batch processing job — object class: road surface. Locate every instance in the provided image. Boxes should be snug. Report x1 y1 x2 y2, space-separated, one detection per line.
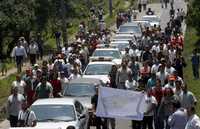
0 0 187 129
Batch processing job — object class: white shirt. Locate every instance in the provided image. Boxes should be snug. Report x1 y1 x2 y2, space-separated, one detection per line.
68 74 81 81
125 80 137 90
185 114 200 129
165 67 176 74
156 71 169 86
11 46 27 57
28 43 38 54
143 95 157 116
168 49 176 63
18 110 37 127
58 77 69 90
151 64 161 74
8 94 25 116
12 80 26 95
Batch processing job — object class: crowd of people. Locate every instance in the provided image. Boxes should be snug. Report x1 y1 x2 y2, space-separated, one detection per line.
3 0 200 129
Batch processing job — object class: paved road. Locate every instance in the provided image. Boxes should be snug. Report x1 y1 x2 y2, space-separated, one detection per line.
0 0 187 129
91 1 187 129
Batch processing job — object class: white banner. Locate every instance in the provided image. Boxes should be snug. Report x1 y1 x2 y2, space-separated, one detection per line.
96 87 146 120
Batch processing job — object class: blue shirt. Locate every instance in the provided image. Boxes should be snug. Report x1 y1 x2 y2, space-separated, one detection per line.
191 55 200 65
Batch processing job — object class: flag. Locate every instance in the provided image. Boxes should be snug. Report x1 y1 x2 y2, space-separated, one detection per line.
96 86 146 120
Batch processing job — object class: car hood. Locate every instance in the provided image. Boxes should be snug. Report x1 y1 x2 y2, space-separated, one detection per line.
65 96 92 109
112 59 122 65
36 121 78 129
83 75 110 84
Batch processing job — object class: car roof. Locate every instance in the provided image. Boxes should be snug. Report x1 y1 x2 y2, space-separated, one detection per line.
111 41 129 44
121 22 139 26
142 15 159 18
133 20 150 23
87 61 115 65
95 48 119 51
32 98 77 106
69 77 102 84
115 33 134 37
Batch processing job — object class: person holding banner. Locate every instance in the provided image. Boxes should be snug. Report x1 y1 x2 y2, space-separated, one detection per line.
116 61 132 89
91 86 107 129
142 89 157 129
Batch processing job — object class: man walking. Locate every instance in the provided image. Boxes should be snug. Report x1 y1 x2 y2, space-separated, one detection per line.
185 106 200 129
11 41 27 73
168 101 188 129
191 49 200 79
7 87 25 127
28 39 39 66
18 100 37 127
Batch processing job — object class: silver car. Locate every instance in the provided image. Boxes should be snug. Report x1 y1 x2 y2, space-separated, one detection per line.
63 78 104 127
118 22 142 38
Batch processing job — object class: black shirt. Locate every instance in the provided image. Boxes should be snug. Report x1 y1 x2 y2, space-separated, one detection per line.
91 94 98 110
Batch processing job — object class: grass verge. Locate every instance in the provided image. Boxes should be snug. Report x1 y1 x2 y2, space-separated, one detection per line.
183 27 200 115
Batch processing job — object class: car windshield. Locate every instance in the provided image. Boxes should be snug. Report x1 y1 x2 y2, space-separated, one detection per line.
119 26 141 33
31 105 75 122
93 50 121 59
84 64 112 75
142 17 159 22
111 43 129 51
64 83 96 97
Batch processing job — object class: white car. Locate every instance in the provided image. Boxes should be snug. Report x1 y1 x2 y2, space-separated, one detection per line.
141 15 161 27
31 98 89 129
83 61 116 84
91 48 122 65
112 33 136 42
132 20 151 30
110 40 130 55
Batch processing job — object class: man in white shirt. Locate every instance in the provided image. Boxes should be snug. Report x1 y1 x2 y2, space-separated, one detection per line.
11 41 27 73
156 64 169 86
28 40 38 66
18 100 37 127
185 106 200 129
58 71 69 91
7 87 25 127
143 89 157 129
165 61 176 75
12 75 27 96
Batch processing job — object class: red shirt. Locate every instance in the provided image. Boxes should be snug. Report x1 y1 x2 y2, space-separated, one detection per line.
50 79 62 97
152 87 164 104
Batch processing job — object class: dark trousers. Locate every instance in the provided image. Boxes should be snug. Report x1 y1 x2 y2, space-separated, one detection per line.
132 120 142 129
16 56 23 73
96 117 108 129
142 116 153 129
29 54 37 66
192 64 199 79
9 115 18 127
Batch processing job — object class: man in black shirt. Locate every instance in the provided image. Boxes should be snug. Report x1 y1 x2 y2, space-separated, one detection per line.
91 86 108 129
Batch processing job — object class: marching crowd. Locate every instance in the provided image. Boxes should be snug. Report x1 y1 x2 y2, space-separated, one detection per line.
3 0 200 129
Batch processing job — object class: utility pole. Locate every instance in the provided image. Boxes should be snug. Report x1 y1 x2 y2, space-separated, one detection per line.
109 0 113 16
60 0 68 46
